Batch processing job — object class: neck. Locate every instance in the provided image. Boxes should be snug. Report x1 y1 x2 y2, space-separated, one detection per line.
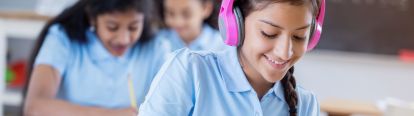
180 26 202 45
237 48 274 100
182 35 197 45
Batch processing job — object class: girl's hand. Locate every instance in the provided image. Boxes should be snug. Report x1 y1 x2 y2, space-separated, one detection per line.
112 107 138 116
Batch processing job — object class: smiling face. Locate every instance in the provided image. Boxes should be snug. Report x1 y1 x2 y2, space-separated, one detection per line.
93 9 144 56
239 2 313 83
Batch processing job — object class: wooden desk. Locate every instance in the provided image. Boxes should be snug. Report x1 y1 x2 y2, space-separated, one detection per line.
321 99 383 116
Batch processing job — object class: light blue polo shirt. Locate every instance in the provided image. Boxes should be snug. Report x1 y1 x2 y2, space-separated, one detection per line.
139 47 320 116
34 24 167 108
155 24 229 52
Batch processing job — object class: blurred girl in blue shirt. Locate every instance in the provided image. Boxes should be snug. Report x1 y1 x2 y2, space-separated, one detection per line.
140 0 326 115
24 0 166 115
154 0 229 52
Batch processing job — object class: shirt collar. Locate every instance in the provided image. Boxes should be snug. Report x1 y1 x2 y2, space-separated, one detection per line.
272 81 286 102
86 30 133 62
217 47 286 101
217 47 251 92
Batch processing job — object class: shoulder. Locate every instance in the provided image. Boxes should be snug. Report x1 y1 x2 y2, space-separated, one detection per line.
154 48 219 79
43 23 76 47
47 24 68 38
170 48 218 65
296 85 320 115
296 85 318 103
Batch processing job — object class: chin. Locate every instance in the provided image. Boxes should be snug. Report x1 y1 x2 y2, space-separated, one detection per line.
262 70 289 83
111 51 124 57
263 76 282 83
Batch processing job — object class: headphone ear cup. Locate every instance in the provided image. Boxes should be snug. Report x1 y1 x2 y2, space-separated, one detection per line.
309 19 316 41
233 6 244 46
218 15 228 42
307 19 322 51
307 0 326 51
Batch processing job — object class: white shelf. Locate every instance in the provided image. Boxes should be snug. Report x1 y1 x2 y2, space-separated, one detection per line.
0 18 46 40
3 89 23 107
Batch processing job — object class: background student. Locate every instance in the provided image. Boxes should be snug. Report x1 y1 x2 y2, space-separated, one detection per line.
154 0 229 52
24 0 166 115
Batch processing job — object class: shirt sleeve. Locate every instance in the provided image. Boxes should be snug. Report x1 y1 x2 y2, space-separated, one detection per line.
139 49 196 116
34 24 72 77
308 92 320 116
298 87 321 116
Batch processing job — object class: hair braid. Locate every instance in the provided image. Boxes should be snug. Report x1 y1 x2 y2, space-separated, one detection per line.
281 66 298 116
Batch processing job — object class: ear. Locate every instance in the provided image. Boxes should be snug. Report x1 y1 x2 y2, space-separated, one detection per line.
202 1 214 19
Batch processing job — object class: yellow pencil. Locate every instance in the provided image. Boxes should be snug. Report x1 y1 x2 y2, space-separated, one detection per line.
128 74 138 109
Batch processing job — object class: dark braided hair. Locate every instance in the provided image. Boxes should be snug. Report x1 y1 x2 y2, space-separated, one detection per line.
282 67 298 116
235 0 321 115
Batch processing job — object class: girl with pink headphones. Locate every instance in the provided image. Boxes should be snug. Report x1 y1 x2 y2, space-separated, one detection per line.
140 0 325 115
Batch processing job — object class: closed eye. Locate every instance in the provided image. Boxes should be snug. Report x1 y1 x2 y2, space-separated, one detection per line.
108 26 119 32
129 26 138 31
293 35 305 41
261 30 277 39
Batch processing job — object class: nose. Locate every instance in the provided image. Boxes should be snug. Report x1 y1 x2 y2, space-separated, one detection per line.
273 34 293 60
116 30 131 45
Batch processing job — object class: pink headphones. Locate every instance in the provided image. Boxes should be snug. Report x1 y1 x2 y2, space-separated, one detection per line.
218 0 326 51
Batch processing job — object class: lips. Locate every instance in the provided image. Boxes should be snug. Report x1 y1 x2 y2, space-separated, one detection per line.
264 55 288 69
111 45 128 54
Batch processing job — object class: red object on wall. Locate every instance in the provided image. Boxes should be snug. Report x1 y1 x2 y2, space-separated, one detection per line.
8 60 27 88
399 49 414 62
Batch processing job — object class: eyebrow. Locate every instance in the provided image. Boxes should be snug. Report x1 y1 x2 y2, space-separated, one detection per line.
259 19 310 30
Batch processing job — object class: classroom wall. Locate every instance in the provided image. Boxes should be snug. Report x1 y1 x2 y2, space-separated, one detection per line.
0 0 37 11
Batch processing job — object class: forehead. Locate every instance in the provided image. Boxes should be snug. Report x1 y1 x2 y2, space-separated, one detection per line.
164 0 201 9
250 2 313 28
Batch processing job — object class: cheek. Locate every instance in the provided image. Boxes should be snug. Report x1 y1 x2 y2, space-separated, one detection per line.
185 9 205 28
293 40 307 55
165 16 174 27
131 25 144 42
244 28 273 56
96 27 115 43
291 42 307 64
191 14 204 24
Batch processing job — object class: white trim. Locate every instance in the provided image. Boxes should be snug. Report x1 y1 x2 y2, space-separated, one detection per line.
0 19 6 116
